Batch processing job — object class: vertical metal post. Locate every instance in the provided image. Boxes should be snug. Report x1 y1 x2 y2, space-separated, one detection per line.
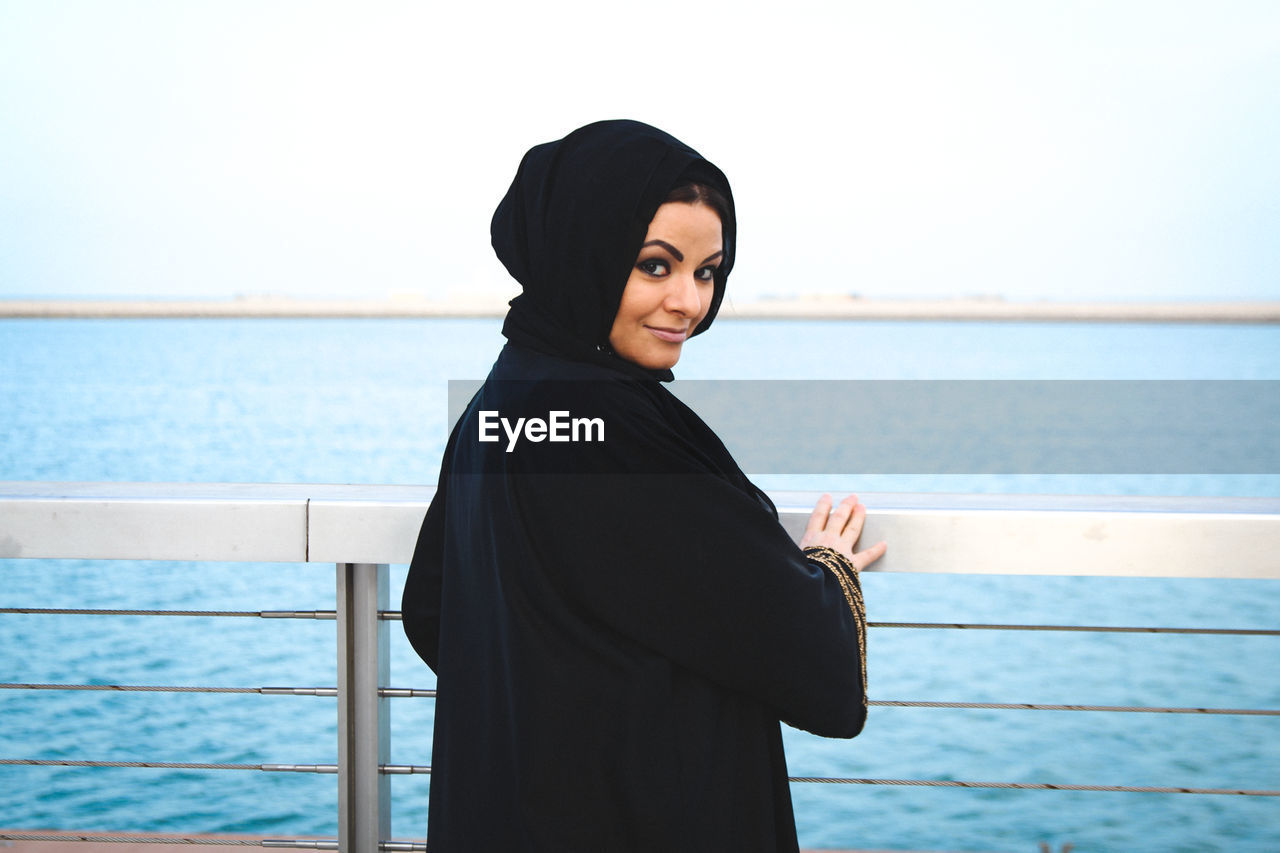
337 562 391 853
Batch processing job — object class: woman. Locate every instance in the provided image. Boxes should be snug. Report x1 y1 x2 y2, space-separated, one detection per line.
402 119 885 852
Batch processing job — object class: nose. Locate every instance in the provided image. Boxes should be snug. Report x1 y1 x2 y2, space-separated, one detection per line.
662 271 702 318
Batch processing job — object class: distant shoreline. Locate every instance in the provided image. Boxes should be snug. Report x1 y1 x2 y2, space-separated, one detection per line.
2 297 1278 323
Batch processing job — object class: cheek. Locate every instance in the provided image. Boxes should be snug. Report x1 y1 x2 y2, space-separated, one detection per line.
608 281 645 345
696 283 717 320
612 284 642 327
616 278 662 322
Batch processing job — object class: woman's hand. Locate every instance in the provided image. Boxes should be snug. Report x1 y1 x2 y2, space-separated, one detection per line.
799 493 887 571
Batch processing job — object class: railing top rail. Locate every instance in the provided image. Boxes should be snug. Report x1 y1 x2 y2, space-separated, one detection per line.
1 482 1278 578
6 481 1277 510
0 481 436 502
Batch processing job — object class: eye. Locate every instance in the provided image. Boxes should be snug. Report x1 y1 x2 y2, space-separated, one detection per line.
695 265 718 282
636 258 669 277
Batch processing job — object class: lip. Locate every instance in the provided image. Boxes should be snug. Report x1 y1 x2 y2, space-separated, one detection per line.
644 325 689 343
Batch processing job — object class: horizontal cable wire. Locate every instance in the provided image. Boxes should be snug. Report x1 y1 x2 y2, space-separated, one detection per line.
6 760 1273 796
0 682 434 698
0 839 428 851
869 621 1280 636
1 682 260 694
0 834 266 846
263 842 424 851
0 839 427 851
0 759 259 770
0 759 334 773
869 700 1280 715
10 684 1270 714
787 777 1280 795
380 609 1280 634
0 758 426 774
378 688 437 698
8 609 1272 635
0 608 336 619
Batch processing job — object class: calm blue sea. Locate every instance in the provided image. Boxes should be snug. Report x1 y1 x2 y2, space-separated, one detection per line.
1 317 1278 852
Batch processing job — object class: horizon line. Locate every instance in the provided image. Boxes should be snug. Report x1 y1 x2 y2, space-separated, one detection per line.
2 295 1278 323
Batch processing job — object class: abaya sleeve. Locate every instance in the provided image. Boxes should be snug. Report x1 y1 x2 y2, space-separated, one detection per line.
400 418 465 672
502 375 868 738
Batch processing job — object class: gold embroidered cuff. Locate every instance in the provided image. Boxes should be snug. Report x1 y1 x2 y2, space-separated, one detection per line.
803 545 859 578
803 545 868 705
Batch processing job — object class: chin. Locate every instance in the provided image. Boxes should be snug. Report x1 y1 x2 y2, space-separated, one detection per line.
634 357 679 370
617 344 681 370
645 343 686 370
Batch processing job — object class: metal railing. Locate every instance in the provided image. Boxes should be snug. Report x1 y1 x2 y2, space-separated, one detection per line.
2 482 1278 851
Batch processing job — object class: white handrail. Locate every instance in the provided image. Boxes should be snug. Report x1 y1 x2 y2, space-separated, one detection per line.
1 482 1277 578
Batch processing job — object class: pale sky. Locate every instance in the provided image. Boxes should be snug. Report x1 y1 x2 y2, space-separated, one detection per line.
1 0 1277 303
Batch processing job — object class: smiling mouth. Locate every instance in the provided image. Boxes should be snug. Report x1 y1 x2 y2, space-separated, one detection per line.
644 325 689 343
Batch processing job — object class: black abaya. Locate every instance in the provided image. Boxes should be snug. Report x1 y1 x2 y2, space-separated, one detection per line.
402 120 866 852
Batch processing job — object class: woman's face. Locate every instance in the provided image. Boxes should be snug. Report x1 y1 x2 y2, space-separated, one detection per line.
608 201 724 370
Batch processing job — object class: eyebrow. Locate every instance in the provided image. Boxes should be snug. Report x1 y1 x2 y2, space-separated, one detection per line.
641 240 725 265
641 240 684 262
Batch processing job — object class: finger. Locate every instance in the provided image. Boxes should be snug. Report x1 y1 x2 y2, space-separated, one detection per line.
829 494 857 533
842 500 868 545
801 494 833 547
851 540 888 572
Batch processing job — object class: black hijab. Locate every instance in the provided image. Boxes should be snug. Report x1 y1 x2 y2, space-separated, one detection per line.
485 118 769 505
492 119 736 382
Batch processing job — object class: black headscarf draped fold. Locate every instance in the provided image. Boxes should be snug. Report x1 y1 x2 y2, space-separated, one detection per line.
487 118 766 507
492 119 736 382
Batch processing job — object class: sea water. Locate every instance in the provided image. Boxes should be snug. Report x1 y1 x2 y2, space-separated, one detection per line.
1 317 1277 852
